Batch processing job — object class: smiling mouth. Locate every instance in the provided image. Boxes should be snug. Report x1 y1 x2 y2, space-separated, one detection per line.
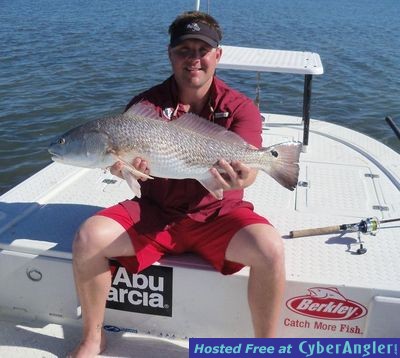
187 67 202 71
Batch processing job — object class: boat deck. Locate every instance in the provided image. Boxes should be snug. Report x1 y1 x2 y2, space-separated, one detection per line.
0 114 399 356
0 314 188 358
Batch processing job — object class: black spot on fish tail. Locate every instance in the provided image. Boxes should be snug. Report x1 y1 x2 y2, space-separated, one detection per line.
260 141 302 190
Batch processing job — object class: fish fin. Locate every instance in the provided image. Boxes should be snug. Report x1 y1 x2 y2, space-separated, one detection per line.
260 141 302 191
121 167 142 198
198 173 224 200
116 156 153 180
125 103 249 147
172 112 249 147
124 102 162 121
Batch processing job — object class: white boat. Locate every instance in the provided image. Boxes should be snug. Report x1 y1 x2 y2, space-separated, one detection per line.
0 45 399 357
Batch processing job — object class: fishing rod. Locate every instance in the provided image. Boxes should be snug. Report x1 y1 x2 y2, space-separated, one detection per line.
289 217 400 238
385 116 400 141
289 217 400 255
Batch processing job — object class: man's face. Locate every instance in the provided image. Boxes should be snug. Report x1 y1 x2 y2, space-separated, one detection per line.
169 39 222 90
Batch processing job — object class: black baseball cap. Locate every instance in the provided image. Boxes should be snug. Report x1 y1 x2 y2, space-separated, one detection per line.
170 21 221 48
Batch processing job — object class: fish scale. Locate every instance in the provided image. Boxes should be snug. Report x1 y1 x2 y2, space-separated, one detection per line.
48 103 302 199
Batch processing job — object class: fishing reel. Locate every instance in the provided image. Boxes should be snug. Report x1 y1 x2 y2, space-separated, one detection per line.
290 216 399 255
353 217 380 255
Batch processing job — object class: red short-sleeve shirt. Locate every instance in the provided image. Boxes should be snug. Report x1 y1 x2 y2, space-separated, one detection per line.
122 75 263 223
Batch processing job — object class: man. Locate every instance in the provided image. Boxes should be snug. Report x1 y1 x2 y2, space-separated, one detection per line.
70 11 285 357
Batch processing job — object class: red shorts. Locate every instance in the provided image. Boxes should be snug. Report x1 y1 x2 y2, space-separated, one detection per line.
96 201 270 275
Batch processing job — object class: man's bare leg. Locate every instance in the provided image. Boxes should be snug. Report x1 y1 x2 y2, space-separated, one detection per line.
225 223 285 337
69 215 135 358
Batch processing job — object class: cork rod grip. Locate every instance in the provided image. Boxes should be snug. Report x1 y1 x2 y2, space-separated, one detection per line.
289 225 342 238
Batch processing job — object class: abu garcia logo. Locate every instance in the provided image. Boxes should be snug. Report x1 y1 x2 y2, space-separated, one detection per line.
107 263 173 317
286 287 367 320
108 266 165 308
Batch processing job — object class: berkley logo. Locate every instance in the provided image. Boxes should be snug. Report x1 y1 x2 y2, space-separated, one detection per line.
286 287 367 320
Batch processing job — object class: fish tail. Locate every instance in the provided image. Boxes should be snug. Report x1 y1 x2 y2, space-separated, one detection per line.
259 141 302 191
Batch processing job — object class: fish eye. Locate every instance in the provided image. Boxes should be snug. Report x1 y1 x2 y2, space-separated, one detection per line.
58 138 66 145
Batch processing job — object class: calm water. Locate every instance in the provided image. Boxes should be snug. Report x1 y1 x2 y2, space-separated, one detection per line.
1 0 399 195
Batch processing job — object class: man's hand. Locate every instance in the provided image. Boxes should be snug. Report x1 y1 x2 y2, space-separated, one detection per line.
210 159 258 191
110 158 150 181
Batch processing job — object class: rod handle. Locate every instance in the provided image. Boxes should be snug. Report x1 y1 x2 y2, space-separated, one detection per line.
289 225 342 238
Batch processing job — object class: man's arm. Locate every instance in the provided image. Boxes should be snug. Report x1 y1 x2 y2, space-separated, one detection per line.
211 97 262 191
